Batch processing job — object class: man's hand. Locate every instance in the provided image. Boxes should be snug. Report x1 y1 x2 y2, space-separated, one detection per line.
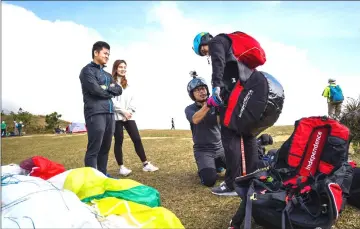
206 87 222 107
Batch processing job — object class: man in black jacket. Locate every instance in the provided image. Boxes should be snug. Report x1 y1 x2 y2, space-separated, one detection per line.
79 41 122 175
193 32 261 196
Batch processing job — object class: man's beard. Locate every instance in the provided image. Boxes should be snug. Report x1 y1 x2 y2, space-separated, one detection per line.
196 98 207 104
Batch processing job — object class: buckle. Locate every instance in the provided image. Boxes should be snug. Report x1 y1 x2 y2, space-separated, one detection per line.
250 193 257 200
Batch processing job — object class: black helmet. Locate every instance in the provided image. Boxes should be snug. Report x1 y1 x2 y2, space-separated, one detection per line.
187 71 210 101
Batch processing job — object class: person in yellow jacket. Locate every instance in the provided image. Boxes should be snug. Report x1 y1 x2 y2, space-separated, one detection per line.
322 78 343 119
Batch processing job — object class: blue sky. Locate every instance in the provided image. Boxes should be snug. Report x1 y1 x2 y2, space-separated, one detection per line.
8 1 360 75
3 1 360 129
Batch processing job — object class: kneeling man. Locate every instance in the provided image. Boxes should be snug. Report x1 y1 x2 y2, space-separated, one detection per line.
185 71 230 190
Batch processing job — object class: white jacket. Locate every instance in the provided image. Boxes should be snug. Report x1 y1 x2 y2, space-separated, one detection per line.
112 84 136 121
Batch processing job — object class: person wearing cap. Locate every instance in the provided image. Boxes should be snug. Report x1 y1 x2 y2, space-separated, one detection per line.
322 78 344 119
185 71 230 190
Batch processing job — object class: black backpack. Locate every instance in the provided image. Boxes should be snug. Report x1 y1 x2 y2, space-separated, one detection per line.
235 116 355 229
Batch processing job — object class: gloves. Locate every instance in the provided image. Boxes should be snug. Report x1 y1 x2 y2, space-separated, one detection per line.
206 87 222 107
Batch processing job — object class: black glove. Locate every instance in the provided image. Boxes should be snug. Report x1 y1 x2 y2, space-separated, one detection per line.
258 134 273 146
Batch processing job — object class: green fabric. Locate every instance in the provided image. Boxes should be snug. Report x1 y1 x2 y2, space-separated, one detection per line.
81 185 161 208
1 123 6 129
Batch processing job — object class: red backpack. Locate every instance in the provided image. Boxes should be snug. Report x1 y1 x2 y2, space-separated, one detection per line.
227 31 266 69
235 116 355 229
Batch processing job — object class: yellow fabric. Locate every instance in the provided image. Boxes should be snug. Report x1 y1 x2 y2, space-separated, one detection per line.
92 197 185 229
63 167 141 200
322 83 336 102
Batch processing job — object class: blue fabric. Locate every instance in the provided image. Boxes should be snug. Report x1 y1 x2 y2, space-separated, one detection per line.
330 85 344 102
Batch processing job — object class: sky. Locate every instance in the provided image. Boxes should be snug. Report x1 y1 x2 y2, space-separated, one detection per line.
2 1 360 130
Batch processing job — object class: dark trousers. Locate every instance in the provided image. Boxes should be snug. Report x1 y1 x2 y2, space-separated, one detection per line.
198 157 227 187
114 120 147 165
220 116 259 190
84 113 115 175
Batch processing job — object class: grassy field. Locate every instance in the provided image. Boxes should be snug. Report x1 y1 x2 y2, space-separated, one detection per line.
2 126 360 229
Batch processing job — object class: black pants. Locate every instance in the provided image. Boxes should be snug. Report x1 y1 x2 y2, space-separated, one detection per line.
198 157 227 187
114 120 147 165
219 103 259 190
84 113 115 175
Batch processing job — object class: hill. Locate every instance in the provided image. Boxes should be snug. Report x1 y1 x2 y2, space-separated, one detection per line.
1 113 71 135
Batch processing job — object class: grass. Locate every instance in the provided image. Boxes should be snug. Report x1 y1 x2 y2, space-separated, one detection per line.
2 126 360 229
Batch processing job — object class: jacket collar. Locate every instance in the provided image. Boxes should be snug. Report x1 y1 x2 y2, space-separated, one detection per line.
90 61 107 69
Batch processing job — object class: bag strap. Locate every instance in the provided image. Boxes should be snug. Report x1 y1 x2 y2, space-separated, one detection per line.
282 199 295 229
243 183 255 229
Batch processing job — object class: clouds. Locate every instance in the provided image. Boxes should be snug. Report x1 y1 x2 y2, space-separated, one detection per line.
2 2 359 130
2 3 102 122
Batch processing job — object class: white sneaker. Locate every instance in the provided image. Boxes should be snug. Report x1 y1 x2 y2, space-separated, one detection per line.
142 162 159 172
119 166 132 176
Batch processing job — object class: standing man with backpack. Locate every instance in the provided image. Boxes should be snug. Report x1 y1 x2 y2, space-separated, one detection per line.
192 31 284 191
322 78 344 120
192 31 284 228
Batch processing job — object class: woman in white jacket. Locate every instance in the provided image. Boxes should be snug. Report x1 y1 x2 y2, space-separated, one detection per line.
111 60 159 176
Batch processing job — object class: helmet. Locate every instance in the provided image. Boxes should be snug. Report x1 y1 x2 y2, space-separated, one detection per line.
192 32 213 56
187 72 210 101
328 78 336 83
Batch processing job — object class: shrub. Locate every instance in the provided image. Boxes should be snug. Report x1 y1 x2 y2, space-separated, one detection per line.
340 95 360 153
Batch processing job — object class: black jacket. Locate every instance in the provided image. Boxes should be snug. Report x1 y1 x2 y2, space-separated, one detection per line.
79 62 122 120
208 34 253 94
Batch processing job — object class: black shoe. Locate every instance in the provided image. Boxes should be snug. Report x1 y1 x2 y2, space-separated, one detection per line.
211 181 238 196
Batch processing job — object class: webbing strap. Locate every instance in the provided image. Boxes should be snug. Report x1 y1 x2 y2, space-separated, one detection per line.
243 184 254 229
282 200 294 229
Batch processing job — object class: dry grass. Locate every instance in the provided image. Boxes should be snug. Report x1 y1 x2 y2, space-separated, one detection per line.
1 126 359 229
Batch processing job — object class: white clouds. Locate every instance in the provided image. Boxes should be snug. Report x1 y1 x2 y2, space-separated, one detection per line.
2 2 359 130
2 3 102 122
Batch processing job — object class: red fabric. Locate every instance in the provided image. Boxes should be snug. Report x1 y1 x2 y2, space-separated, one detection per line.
227 31 266 69
349 161 357 168
328 183 343 219
319 161 335 175
30 156 66 180
288 117 349 169
298 128 328 177
224 81 244 127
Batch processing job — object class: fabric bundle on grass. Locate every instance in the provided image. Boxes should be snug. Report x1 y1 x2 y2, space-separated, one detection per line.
2 157 184 229
50 167 161 207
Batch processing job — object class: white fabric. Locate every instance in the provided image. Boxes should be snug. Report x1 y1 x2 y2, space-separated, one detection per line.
1 164 27 176
1 174 102 228
112 83 136 121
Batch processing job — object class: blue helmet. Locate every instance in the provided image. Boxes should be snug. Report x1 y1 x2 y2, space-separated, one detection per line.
192 32 213 56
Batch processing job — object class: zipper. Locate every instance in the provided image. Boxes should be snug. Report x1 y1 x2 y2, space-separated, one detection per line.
101 68 112 113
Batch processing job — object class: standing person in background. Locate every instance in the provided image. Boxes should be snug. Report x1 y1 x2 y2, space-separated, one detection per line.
1 121 6 137
111 59 159 176
17 121 24 136
79 41 122 175
322 78 344 120
171 118 175 130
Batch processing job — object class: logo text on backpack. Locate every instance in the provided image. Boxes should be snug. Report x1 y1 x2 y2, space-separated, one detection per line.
238 90 253 118
306 131 323 171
